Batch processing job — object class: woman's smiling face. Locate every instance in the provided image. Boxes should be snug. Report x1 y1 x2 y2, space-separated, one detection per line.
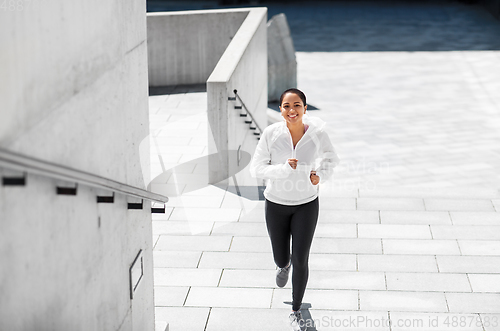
280 92 307 125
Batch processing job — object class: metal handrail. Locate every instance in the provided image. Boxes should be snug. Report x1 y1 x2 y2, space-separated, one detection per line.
233 89 263 134
0 147 168 204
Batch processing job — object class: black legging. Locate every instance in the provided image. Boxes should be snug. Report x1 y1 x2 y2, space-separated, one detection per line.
265 197 319 312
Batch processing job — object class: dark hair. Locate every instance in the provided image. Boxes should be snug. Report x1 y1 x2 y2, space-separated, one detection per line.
279 88 306 106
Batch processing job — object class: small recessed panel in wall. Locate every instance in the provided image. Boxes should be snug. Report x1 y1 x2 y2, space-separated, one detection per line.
129 249 143 299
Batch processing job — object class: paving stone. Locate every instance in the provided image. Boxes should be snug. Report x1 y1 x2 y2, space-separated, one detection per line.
198 251 275 270
493 199 500 212
382 239 461 255
154 286 190 307
431 225 500 240
219 269 284 288
307 271 386 290
318 210 380 224
458 240 500 256
314 223 357 238
229 236 272 253
271 288 359 310
155 235 232 252
304 310 391 330
184 287 274 308
360 291 448 312
468 274 500 293
446 293 500 313
449 211 500 225
205 308 291 331
153 251 202 268
169 207 241 222
480 314 500 331
154 268 221 287
210 221 267 237
152 220 214 236
380 211 451 225
424 199 496 212
436 256 500 274
358 224 432 239
386 272 471 292
316 197 357 210
357 198 425 211
358 255 438 273
309 253 357 271
389 312 484 331
155 307 210 331
311 238 383 254
359 187 500 199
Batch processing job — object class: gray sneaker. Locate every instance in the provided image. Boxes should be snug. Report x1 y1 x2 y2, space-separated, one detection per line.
276 263 291 287
289 311 306 331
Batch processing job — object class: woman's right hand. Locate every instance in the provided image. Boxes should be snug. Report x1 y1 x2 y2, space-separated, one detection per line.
287 158 298 170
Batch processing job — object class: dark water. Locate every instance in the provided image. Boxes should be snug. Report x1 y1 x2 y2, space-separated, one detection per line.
146 0 500 51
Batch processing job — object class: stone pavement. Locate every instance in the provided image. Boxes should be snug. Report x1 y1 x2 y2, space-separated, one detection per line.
146 1 500 330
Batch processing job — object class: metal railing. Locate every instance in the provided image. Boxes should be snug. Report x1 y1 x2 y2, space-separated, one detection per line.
232 89 263 137
0 147 168 204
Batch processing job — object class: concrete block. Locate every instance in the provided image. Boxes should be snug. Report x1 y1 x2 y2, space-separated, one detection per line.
360 291 448 312
155 235 232 252
380 211 452 225
458 240 500 256
211 221 268 236
307 271 386 290
198 251 274 269
390 312 483 331
147 9 248 86
206 308 291 331
184 287 273 308
318 210 380 224
311 238 383 254
267 13 297 102
153 251 202 268
358 255 438 272
358 224 432 239
424 199 496 212
446 293 500 313
382 239 461 255
357 198 426 211
169 207 241 222
154 286 190 306
154 267 222 287
271 289 359 310
450 211 500 225
386 272 471 292
314 223 357 238
155 307 210 331
436 256 500 273
468 274 500 293
219 269 282 288
431 225 500 240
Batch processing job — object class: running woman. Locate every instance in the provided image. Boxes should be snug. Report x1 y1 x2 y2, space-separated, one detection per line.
250 88 340 330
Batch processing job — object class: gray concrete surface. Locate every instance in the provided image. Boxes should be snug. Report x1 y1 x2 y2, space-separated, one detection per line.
149 1 500 330
0 1 155 330
147 9 247 86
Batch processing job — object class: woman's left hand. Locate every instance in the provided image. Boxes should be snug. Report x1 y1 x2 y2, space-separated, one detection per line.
310 171 320 185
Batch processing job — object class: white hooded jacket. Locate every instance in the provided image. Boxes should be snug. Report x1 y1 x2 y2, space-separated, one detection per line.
249 114 340 205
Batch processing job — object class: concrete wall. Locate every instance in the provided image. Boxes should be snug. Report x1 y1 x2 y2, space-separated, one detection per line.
267 13 297 102
147 9 248 86
207 8 268 185
0 1 154 330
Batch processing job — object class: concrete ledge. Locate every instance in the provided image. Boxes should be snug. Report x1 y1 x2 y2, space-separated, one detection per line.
207 8 268 185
